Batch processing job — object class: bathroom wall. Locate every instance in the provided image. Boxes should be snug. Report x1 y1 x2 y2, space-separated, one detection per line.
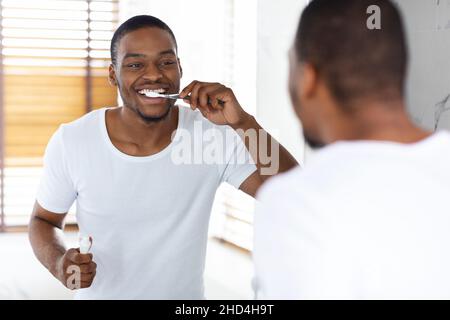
256 0 308 163
395 0 450 131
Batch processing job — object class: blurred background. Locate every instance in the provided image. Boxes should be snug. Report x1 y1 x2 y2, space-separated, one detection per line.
0 0 449 299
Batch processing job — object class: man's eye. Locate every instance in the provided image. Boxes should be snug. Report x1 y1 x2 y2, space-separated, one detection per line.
127 63 142 68
161 61 176 66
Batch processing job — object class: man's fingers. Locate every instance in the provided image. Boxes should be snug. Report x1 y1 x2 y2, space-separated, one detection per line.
80 281 94 289
67 249 93 264
198 84 223 110
66 248 81 263
181 81 230 118
179 80 197 99
197 85 210 109
192 82 221 115
181 81 213 110
79 261 97 273
80 270 96 282
208 87 228 110
76 252 93 264
189 81 204 110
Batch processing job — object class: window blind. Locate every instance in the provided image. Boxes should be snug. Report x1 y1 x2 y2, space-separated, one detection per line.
0 0 118 227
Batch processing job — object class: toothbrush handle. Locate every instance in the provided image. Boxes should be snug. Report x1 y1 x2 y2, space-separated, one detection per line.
180 95 224 107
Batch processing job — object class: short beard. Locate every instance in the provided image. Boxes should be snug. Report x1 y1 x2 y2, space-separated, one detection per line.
136 105 171 123
304 131 326 150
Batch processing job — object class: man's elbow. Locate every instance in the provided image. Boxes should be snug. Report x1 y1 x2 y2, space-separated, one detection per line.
31 214 64 230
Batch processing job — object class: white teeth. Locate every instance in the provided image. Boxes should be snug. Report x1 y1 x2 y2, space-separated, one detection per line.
138 88 166 95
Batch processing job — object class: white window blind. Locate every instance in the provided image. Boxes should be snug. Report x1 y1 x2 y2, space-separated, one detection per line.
0 0 118 228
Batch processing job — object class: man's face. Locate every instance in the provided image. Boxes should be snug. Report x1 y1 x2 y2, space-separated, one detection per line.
288 48 325 149
109 27 182 122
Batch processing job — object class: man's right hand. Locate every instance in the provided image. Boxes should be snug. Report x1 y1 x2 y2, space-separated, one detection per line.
55 248 97 290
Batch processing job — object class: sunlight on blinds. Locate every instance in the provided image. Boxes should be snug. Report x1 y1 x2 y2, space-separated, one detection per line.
0 0 118 226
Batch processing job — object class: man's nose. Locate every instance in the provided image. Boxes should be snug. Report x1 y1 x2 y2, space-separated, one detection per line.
142 63 163 81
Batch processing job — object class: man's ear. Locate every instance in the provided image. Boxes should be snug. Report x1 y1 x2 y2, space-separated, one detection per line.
178 58 183 78
299 63 318 100
108 64 118 86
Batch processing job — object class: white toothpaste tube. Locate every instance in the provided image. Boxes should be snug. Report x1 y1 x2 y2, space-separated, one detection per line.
79 236 92 254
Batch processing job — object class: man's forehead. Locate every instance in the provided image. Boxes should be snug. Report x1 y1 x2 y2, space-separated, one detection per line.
121 49 176 60
117 27 177 56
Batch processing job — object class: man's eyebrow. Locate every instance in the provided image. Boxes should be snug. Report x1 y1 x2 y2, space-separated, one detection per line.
159 49 177 56
123 53 147 60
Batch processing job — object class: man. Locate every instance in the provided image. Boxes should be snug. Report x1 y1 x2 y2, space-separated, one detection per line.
29 15 298 299
254 0 450 299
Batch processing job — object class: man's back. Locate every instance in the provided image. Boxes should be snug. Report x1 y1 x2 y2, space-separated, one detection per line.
255 131 450 299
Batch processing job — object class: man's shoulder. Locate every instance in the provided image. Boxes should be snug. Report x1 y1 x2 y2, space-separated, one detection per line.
256 146 343 200
56 108 106 148
59 108 104 137
62 108 104 131
255 145 356 205
256 166 303 203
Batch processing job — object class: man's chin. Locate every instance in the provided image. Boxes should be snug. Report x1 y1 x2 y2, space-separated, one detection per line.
136 104 172 123
304 134 326 150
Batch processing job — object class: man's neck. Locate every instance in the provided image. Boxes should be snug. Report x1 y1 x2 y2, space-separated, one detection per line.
330 101 432 144
105 105 179 156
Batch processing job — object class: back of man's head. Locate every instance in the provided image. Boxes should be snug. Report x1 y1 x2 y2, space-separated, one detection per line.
295 0 408 108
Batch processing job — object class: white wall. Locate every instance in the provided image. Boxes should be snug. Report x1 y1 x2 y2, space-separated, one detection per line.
256 0 308 163
395 0 450 131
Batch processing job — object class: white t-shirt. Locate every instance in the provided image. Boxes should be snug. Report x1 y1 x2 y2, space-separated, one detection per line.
254 131 450 299
36 106 256 299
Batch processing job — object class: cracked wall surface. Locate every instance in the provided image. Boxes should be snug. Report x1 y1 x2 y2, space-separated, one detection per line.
394 0 450 131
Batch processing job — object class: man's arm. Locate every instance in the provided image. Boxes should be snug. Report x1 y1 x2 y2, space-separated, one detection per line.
230 114 298 196
231 114 298 180
29 201 96 289
29 201 67 280
179 81 299 197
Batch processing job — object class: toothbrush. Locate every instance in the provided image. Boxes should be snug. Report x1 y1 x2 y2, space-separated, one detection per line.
144 91 224 106
144 91 186 100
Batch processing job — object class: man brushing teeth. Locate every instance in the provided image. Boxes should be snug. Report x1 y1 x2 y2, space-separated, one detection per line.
137 88 167 101
29 15 298 299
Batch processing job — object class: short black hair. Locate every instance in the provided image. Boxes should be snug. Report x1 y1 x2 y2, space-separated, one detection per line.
110 15 178 66
295 0 408 107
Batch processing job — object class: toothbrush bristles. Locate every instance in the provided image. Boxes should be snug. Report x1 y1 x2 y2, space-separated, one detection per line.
145 91 162 98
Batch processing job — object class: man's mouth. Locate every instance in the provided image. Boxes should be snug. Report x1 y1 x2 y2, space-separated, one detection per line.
136 88 169 105
137 88 167 96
